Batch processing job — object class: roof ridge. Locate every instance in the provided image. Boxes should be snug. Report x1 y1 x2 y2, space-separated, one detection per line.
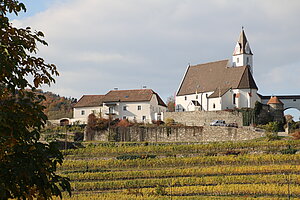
82 94 105 96
108 89 153 92
192 59 229 67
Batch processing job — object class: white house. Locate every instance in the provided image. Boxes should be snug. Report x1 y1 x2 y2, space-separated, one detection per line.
175 28 261 112
73 95 105 124
73 89 167 124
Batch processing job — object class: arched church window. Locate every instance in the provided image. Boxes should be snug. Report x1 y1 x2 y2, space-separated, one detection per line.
233 94 236 104
247 57 249 64
237 58 239 63
213 103 215 109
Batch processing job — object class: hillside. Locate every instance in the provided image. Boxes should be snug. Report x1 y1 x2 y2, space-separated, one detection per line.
36 90 77 120
55 138 300 199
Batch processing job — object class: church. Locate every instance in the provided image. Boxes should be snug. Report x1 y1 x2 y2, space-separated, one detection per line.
175 28 261 112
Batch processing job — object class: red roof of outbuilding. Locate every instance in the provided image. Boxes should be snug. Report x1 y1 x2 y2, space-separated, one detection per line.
267 96 283 105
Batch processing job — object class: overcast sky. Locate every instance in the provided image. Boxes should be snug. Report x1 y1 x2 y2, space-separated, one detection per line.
12 0 300 118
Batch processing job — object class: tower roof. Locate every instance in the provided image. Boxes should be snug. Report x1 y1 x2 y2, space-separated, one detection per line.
233 28 253 56
267 96 283 105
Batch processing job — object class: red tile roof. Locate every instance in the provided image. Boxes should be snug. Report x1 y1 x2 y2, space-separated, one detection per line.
74 89 167 108
267 96 283 105
177 60 258 96
104 89 166 107
73 95 105 108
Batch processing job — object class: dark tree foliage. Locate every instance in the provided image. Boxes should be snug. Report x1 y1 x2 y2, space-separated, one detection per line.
0 1 71 199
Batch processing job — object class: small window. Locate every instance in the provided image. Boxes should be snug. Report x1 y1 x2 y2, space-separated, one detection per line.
293 99 296 102
182 108 185 112
138 105 141 110
109 107 114 114
92 110 96 114
213 103 215 109
185 96 187 101
142 116 146 121
123 116 127 120
237 57 239 63
246 57 249 64
196 95 198 99
123 106 127 111
81 110 85 115
233 94 236 104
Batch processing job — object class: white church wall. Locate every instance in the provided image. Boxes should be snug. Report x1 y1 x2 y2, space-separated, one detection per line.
231 89 260 109
221 90 235 110
208 97 222 111
176 91 214 112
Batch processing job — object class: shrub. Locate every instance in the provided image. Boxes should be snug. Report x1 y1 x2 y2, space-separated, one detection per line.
116 119 132 127
152 120 165 126
96 118 110 130
165 118 175 125
291 131 300 140
266 132 281 141
262 121 281 133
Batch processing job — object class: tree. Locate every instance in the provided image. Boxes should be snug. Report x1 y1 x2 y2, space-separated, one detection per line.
166 96 175 112
0 1 71 199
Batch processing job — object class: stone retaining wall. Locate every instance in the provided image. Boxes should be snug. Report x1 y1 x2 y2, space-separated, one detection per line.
85 126 265 142
164 111 243 127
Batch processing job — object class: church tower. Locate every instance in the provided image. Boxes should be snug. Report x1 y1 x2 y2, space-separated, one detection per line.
232 28 253 74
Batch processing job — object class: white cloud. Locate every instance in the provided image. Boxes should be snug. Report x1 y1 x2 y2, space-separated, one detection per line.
14 0 300 101
77 52 144 64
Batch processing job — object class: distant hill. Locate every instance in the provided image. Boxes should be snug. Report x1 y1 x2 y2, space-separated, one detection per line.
36 90 77 120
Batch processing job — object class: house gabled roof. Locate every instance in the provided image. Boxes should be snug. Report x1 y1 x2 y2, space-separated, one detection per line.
208 88 230 98
104 89 167 107
177 59 258 96
73 95 105 108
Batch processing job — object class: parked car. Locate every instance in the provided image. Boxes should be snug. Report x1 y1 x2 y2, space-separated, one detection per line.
226 123 238 128
210 120 226 126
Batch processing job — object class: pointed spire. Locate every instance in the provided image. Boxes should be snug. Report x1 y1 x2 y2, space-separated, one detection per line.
233 28 253 56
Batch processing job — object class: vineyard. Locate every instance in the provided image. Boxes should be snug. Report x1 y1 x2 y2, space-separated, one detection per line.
56 139 300 199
